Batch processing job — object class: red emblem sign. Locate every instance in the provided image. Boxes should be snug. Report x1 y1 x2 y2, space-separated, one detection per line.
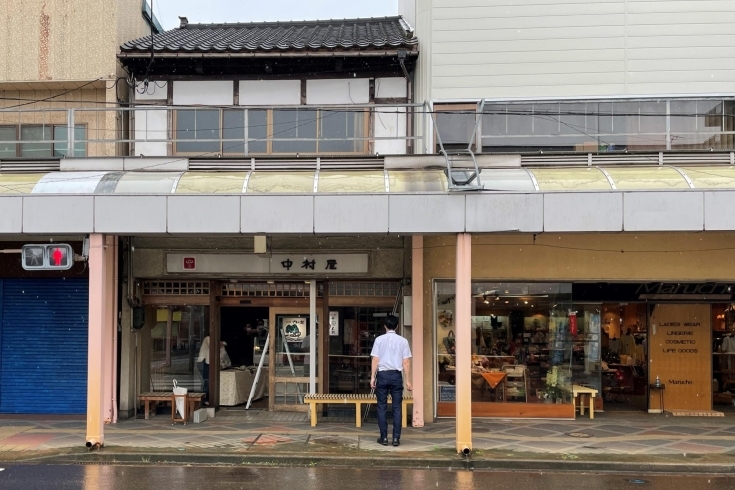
183 257 196 270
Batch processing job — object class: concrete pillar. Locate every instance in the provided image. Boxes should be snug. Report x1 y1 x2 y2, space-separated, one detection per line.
118 291 136 420
86 233 114 448
411 236 425 427
455 233 472 455
309 280 317 394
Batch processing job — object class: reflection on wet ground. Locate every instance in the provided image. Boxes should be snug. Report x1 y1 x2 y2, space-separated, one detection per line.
0 465 733 490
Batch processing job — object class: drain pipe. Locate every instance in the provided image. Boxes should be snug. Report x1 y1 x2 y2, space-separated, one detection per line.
397 49 414 154
461 446 471 457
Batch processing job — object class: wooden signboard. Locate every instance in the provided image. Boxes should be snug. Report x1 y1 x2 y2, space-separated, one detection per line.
648 304 711 412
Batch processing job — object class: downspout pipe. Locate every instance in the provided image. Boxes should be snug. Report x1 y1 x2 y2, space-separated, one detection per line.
397 49 414 154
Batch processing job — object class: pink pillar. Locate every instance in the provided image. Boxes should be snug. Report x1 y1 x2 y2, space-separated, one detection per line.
102 236 115 424
87 233 115 447
111 238 119 423
411 236 424 427
455 233 472 454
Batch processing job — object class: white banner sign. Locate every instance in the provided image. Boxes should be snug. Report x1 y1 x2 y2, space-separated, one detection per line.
329 311 339 337
166 253 369 275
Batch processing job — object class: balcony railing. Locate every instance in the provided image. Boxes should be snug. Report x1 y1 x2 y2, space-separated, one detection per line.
0 103 427 160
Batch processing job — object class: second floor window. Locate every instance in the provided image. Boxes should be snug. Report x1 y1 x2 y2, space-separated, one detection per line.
174 108 367 156
0 125 86 158
435 99 735 153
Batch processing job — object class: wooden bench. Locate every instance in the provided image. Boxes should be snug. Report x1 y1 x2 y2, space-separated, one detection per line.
303 393 413 428
138 392 205 422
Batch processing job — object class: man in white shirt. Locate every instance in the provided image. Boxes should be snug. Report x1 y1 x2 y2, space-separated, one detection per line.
370 315 412 447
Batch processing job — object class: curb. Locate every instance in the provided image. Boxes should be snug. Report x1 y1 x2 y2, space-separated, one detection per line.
20 451 735 474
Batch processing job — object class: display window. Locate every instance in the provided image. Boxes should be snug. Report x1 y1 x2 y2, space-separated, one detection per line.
434 281 654 417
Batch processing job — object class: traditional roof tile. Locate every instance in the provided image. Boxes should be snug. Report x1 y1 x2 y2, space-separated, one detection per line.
121 16 417 55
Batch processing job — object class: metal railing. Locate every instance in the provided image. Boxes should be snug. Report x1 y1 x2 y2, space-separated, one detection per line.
0 103 427 161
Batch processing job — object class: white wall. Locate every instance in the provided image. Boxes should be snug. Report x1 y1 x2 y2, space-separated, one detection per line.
172 81 234 105
133 109 168 156
425 0 735 100
134 81 168 101
306 79 370 104
374 107 407 155
398 0 416 28
376 78 407 98
239 80 301 105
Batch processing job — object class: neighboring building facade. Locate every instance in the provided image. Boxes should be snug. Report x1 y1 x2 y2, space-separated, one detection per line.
399 0 735 450
0 0 153 418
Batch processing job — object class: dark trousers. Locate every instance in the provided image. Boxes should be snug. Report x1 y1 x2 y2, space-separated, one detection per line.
376 370 404 440
198 362 209 401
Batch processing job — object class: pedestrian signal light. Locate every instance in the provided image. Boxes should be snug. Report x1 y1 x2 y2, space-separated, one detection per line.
21 244 74 271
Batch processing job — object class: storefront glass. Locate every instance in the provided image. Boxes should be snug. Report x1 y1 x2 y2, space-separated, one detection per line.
148 305 209 393
436 282 576 410
328 306 393 394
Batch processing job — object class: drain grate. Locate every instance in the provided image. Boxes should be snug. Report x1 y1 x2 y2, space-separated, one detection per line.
627 479 649 484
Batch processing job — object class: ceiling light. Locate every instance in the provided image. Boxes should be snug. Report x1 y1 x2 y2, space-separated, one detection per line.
505 300 509 304
524 301 528 305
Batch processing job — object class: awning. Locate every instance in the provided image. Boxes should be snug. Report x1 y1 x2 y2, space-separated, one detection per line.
4 166 735 195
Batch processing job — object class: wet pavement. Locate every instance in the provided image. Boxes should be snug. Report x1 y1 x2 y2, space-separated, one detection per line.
3 410 735 471
0 465 734 490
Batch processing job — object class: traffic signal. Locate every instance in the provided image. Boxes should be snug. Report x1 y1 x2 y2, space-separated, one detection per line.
21 244 74 271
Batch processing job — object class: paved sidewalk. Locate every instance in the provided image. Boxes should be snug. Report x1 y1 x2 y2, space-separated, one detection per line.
2 408 735 467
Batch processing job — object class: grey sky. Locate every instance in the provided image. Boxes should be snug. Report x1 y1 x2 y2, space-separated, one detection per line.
152 0 398 30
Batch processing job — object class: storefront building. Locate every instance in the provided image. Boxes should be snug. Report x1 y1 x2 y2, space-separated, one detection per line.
421 233 735 421
118 236 408 417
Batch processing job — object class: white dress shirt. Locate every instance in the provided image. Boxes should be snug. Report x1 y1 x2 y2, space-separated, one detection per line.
371 330 412 371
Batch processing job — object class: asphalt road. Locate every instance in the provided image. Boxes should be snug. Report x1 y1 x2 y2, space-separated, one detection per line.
0 465 733 490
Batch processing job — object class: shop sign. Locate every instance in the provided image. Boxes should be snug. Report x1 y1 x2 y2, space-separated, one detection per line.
572 282 734 302
166 253 369 275
281 317 307 342
183 257 196 270
329 311 339 337
648 304 711 411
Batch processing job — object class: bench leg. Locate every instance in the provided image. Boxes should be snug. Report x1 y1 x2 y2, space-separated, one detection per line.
310 403 317 427
590 396 595 419
144 401 150 420
402 403 408 428
355 403 362 428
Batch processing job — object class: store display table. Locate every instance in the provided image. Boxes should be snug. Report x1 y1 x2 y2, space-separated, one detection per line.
572 384 598 419
220 368 265 406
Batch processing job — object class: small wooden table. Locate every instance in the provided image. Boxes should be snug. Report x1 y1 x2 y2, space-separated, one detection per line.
303 393 413 428
572 384 598 419
138 392 205 421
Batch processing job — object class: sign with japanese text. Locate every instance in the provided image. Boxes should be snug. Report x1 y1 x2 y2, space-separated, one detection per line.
281 317 307 343
329 311 339 337
166 253 368 275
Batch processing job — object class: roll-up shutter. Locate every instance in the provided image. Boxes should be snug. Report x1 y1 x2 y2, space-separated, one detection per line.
0 278 88 414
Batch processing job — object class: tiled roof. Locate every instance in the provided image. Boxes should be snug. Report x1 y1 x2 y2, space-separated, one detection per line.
121 16 417 54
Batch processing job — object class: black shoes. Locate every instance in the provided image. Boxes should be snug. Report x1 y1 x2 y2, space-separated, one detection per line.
392 439 400 447
377 437 388 446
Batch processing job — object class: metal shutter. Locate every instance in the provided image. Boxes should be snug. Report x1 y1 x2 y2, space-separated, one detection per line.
0 278 88 414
